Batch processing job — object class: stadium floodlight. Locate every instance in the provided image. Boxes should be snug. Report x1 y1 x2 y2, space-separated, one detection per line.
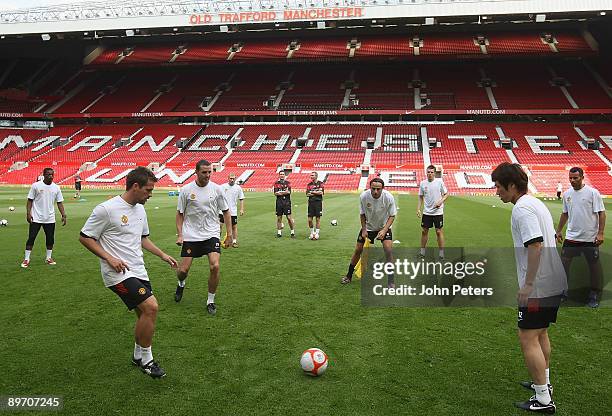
535 13 546 22
317 21 326 29
601 11 607 16
125 29 135 36
425 17 435 25
41 33 51 41
220 25 229 32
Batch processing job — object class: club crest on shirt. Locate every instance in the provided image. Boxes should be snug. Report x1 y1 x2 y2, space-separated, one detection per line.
566 196 571 203
190 193 196 200
367 203 372 208
121 215 129 225
138 287 146 295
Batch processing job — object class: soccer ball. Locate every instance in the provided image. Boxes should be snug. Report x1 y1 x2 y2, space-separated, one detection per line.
300 348 328 376
0 219 7 226
330 219 338 226
9 206 15 211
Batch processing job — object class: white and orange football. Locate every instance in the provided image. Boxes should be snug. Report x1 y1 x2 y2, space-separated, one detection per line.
300 348 328 376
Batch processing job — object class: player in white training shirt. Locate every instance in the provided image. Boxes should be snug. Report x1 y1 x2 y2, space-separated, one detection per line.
174 160 233 315
492 162 567 414
79 167 178 379
555 167 606 308
417 165 449 259
341 177 397 286
219 173 245 248
21 168 67 268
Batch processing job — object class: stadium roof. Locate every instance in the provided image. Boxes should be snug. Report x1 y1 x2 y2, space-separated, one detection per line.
0 0 610 36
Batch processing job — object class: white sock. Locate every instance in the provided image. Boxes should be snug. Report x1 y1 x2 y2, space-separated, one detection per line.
232 239 237 243
439 249 445 258
46 249 52 259
545 368 550 385
534 384 551 405
315 229 320 234
420 248 426 256
311 227 315 233
133 343 142 360
291 229 295 235
24 250 31 261
277 230 282 236
207 292 215 305
178 280 185 288
141 346 153 365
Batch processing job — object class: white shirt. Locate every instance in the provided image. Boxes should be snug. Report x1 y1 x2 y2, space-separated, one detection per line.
178 181 229 241
556 183 563 193
511 195 567 298
220 183 244 216
81 196 150 287
562 185 605 242
418 179 448 216
27 181 64 224
359 189 397 231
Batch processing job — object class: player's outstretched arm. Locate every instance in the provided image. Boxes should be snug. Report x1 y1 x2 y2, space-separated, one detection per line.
57 202 67 226
26 199 33 223
436 192 449 208
360 214 368 240
79 234 130 273
221 210 233 247
555 212 569 243
596 211 606 245
141 236 178 268
377 216 395 240
175 211 184 245
518 242 542 306
417 195 423 217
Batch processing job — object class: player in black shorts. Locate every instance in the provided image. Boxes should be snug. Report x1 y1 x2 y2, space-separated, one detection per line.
174 160 232 315
306 172 324 240
74 172 82 199
555 167 606 308
80 167 178 379
492 162 566 414
274 171 295 238
341 178 397 286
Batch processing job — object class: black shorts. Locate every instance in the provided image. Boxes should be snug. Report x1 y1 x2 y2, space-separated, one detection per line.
308 200 323 217
75 182 82 191
422 214 444 229
276 199 292 216
26 222 55 247
219 214 238 225
556 191 561 198
518 295 562 329
109 277 153 310
357 229 393 244
181 238 221 257
561 240 599 263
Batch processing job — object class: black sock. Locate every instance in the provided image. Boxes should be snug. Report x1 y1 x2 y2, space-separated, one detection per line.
347 264 356 278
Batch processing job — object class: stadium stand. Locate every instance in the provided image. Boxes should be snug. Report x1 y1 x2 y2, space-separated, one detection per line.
482 62 571 109
86 32 593 66
0 16 610 197
427 123 511 165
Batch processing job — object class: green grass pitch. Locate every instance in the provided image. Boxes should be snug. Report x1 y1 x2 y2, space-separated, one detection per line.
0 186 610 415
